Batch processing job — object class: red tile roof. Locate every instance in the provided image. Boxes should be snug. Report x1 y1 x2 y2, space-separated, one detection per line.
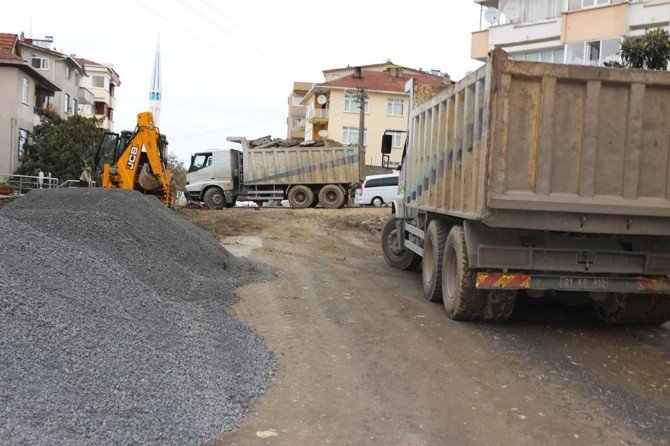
0 33 22 62
317 69 447 93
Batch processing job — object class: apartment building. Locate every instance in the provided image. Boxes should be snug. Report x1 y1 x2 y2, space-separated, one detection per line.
472 0 670 65
0 33 59 175
75 58 121 130
287 81 312 141
302 63 449 167
17 36 91 118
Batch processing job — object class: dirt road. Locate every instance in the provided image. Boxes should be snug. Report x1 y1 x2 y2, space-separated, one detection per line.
180 207 669 446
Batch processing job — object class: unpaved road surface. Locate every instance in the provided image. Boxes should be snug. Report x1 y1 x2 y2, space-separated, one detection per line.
181 207 670 446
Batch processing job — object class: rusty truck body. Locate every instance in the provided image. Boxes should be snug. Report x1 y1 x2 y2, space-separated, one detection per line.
382 50 670 324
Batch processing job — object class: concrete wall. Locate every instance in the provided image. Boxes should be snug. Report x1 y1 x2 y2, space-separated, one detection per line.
0 68 36 175
52 60 82 117
562 3 628 43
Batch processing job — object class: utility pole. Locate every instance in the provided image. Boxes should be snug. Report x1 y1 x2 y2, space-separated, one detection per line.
356 86 368 181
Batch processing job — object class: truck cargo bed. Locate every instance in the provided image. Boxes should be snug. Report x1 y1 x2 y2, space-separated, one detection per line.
404 49 670 235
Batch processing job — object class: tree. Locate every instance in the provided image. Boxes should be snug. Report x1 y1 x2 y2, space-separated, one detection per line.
166 152 187 190
605 28 670 70
16 111 101 182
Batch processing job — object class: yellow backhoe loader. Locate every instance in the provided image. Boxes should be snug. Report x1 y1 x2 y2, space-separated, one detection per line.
95 111 175 206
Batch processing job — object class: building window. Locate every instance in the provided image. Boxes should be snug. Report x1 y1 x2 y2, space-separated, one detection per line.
344 93 368 113
21 77 30 104
342 126 367 145
65 66 71 80
566 38 620 66
387 98 404 116
291 116 305 130
31 55 49 70
92 75 109 89
64 93 71 113
95 101 106 115
71 98 77 115
509 47 564 63
568 0 611 11
388 131 404 148
292 96 304 106
18 129 29 161
521 0 563 23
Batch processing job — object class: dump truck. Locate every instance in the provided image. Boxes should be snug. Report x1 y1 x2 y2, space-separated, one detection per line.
381 49 670 325
185 137 363 209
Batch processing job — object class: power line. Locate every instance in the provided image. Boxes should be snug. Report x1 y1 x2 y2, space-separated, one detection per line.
170 115 285 140
172 0 293 70
196 0 313 70
132 0 292 82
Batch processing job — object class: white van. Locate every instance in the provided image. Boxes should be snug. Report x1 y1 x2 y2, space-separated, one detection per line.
355 172 399 207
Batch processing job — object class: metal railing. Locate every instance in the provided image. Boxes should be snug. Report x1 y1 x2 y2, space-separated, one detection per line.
59 179 97 188
0 173 59 195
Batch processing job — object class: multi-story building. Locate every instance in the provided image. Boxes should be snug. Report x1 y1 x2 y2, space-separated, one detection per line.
75 58 121 130
17 35 91 118
471 0 670 65
287 81 312 141
301 63 449 167
0 33 59 175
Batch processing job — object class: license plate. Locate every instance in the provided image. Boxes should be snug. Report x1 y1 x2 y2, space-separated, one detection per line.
558 277 609 290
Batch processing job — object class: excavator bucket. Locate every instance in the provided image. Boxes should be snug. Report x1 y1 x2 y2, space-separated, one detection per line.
138 163 163 191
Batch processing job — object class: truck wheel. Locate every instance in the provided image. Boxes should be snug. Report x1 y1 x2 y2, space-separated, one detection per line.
288 185 314 209
381 218 421 270
593 293 670 325
422 220 447 302
319 184 345 209
441 226 486 320
203 187 225 209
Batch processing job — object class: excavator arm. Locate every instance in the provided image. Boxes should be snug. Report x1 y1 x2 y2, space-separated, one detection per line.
100 111 175 206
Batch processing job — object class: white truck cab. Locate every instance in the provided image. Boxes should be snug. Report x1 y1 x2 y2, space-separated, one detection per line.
185 149 240 208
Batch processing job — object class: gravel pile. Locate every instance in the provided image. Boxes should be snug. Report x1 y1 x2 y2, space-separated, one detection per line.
0 188 274 445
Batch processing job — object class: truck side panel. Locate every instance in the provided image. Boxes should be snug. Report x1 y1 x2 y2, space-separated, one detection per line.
404 51 670 235
243 146 360 186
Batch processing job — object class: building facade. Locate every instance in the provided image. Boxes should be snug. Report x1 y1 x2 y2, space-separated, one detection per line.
472 0 670 65
286 81 312 141
0 33 59 175
75 58 121 130
18 36 91 118
301 64 449 167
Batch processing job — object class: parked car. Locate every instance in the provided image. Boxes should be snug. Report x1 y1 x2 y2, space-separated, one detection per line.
355 172 399 207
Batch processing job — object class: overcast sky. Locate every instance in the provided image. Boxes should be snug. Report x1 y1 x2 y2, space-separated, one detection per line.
2 1 483 164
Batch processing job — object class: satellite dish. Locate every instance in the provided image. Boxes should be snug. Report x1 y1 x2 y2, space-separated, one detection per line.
484 7 501 25
317 129 329 138
503 1 520 21
317 94 328 105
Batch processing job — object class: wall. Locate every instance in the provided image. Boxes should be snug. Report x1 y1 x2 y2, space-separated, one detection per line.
0 69 35 175
52 60 82 117
471 30 489 60
562 3 628 43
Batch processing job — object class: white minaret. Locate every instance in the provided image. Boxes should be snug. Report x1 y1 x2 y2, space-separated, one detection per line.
149 36 162 126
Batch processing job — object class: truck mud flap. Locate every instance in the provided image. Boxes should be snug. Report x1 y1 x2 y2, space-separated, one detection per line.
476 273 670 294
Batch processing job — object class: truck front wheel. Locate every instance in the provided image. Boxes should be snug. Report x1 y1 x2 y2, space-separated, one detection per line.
288 185 314 209
203 187 225 210
381 218 421 270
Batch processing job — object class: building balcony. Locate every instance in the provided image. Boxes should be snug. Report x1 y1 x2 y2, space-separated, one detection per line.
78 87 94 105
307 108 329 123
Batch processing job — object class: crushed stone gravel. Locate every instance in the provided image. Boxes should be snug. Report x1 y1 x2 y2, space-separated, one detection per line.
0 188 275 445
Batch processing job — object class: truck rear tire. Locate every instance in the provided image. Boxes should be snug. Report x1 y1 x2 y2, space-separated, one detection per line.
203 187 225 210
442 225 486 320
593 292 670 325
381 218 421 270
318 184 345 209
422 220 447 302
288 185 314 209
